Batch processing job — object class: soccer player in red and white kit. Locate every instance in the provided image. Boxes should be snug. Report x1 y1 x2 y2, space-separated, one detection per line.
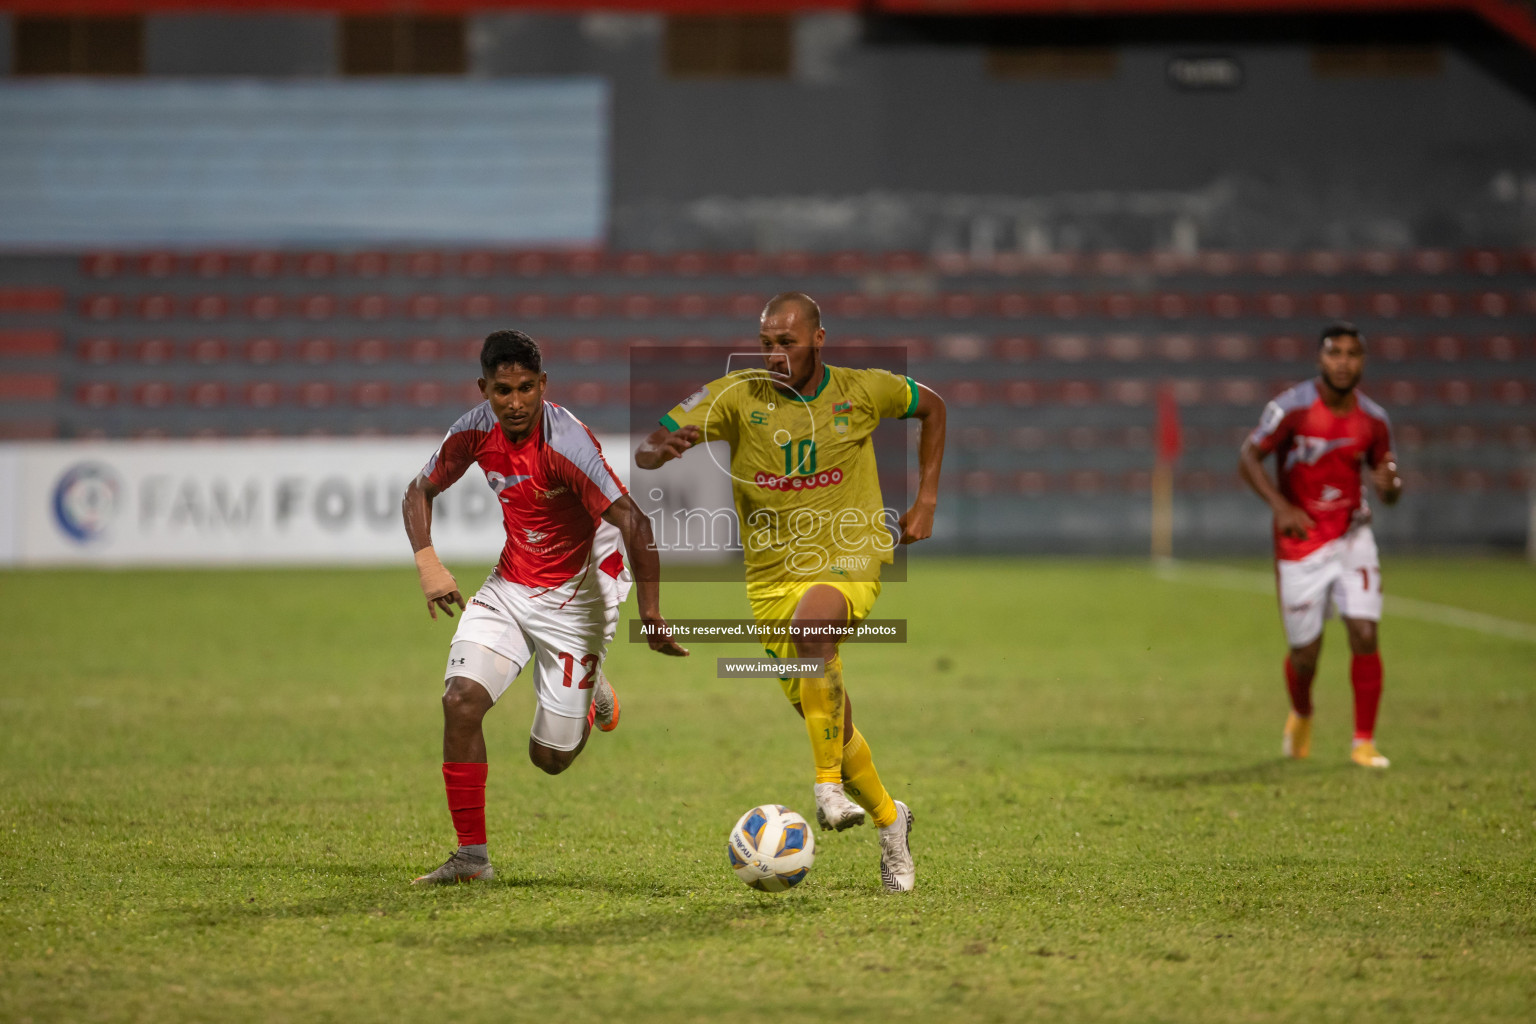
1239 322 1402 769
403 330 688 885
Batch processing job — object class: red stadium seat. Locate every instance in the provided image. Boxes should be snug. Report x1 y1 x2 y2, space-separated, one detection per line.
1092 251 1136 276
348 251 391 278
1314 292 1351 319
881 251 925 274
1002 379 1039 406
1421 291 1458 317
134 338 176 364
1167 379 1203 404
245 294 283 320
458 380 485 404
1120 470 1153 493
1491 379 1531 405
569 338 605 364
1044 293 1087 319
619 294 657 319
565 251 602 276
671 293 710 319
1215 378 1262 405
406 381 446 407
1152 293 1191 319
295 381 337 408
1364 292 1403 319
1465 249 1503 275
0 373 57 401
1437 379 1477 405
352 381 391 407
960 470 996 497
995 335 1035 361
511 252 549 276
138 252 177 278
1067 470 1106 495
1359 250 1399 275
1011 470 1049 496
0 419 59 439
1253 251 1292 276
78 294 122 320
1302 251 1347 276
510 293 551 318
1426 334 1465 362
353 294 392 320
187 294 229 321
724 293 762 318
138 294 176 321
1205 292 1246 318
297 338 337 364
1475 292 1511 317
1057 380 1099 405
190 252 229 279
1045 334 1092 361
1102 292 1141 319
81 252 124 278
1260 292 1299 318
299 252 337 278
246 251 285 278
1265 334 1307 361
1211 333 1256 360
133 381 175 408
0 330 60 357
299 294 338 321
891 292 929 319
352 338 392 364
188 337 229 364
1064 426 1100 451
76 381 118 408
940 293 984 318
1155 333 1200 361
406 252 443 278
1199 252 1242 276
1105 379 1151 405
1505 423 1535 447
618 252 657 277
75 337 118 364
1483 335 1523 361
944 380 988 407
671 252 712 276
1394 423 1425 450
242 381 283 408
1412 250 1454 274
1450 470 1491 493
187 381 228 409
243 337 284 364
459 293 498 320
570 293 605 319
406 337 445 363
831 293 873 319
936 333 986 362
405 294 443 320
830 251 868 276
1372 334 1413 362
459 251 499 278
956 425 993 449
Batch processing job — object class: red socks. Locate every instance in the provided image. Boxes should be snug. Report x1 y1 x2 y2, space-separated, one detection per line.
1284 657 1315 717
442 762 487 846
1351 653 1383 741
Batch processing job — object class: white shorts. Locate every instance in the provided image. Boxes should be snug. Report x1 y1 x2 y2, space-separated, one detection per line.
445 529 630 750
1276 526 1382 648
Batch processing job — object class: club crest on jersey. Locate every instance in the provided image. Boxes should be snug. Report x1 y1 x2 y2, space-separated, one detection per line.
679 386 709 413
1285 436 1354 469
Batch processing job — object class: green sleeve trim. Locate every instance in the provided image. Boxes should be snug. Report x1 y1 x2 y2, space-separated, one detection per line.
900 376 920 418
659 413 680 432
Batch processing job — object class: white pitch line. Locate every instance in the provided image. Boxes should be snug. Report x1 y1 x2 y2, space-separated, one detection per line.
1155 559 1536 645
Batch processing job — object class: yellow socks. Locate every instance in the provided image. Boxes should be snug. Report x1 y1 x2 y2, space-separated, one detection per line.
841 726 898 828
799 654 846 785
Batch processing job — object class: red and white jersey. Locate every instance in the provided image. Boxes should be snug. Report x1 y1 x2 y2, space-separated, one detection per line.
422 401 627 588
1248 379 1393 561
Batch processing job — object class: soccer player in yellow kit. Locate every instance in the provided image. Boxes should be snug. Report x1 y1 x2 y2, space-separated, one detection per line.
635 292 947 892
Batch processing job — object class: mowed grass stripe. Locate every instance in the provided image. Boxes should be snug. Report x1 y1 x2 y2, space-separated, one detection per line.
1 559 1533 1023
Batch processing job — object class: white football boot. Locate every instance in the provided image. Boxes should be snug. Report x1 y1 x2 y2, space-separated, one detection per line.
411 849 495 886
813 782 867 831
878 800 915 893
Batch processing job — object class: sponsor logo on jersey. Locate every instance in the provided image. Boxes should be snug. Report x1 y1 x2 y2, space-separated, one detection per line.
750 410 768 426
1284 435 1355 469
524 528 549 544
52 462 122 543
679 386 709 413
471 598 501 613
535 484 569 501
753 467 845 492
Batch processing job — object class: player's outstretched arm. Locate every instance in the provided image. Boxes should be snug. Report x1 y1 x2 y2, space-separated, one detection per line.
602 494 689 658
897 382 947 544
634 424 701 470
1238 440 1314 539
402 473 466 621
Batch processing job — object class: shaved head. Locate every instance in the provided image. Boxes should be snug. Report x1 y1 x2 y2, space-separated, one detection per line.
762 292 821 332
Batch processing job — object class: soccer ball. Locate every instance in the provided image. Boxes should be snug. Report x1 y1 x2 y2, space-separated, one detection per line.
727 804 815 892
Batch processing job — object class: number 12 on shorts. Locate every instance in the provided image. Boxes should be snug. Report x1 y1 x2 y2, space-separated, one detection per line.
557 651 599 688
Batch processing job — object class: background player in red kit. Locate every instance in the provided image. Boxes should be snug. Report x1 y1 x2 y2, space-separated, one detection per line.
403 330 687 885
1239 322 1403 769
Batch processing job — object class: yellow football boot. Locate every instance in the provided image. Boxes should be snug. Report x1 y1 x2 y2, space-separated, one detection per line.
1281 712 1312 759
1350 740 1390 768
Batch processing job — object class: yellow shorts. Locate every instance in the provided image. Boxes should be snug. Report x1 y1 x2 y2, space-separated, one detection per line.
745 579 881 704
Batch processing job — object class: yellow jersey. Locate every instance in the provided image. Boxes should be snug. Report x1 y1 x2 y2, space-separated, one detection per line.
660 363 919 584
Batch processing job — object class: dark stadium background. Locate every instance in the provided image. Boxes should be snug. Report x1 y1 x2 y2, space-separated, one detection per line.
1 0 1533 556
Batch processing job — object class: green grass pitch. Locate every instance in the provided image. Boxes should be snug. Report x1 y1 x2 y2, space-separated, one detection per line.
2 558 1533 1022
